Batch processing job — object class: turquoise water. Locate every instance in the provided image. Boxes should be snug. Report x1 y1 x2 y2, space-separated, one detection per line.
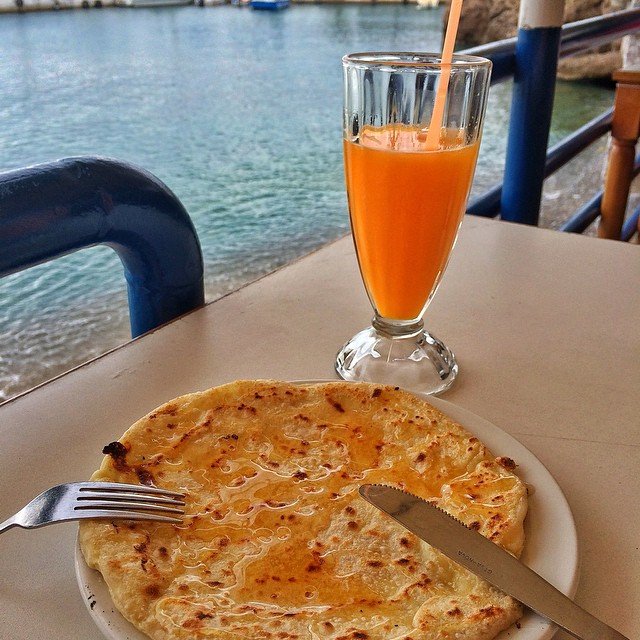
0 6 614 401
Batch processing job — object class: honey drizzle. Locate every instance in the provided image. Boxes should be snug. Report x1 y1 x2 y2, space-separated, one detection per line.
104 383 525 637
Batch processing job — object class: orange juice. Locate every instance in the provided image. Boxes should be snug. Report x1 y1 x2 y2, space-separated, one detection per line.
344 125 480 320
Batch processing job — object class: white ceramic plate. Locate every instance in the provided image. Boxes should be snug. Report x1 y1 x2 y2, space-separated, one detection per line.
76 385 579 640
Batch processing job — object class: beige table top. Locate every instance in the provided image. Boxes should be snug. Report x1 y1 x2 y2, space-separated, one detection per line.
1 215 638 640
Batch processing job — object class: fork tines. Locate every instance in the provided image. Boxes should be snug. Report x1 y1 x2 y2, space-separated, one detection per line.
75 482 185 524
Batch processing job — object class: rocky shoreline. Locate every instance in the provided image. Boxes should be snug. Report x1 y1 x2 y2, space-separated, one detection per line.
0 0 432 12
452 0 637 81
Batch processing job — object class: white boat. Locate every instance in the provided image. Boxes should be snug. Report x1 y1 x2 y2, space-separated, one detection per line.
116 0 191 7
416 0 439 8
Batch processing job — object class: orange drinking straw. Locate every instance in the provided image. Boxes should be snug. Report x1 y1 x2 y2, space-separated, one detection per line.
424 0 464 150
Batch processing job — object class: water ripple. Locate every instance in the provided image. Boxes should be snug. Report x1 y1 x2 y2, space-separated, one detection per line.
0 6 614 402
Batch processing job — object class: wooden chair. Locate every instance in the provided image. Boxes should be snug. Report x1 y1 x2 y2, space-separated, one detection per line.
599 69 640 240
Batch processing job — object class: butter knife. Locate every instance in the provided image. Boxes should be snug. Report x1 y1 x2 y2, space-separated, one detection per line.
359 484 630 640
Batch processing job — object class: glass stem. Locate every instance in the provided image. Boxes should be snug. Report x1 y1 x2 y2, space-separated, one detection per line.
372 313 424 339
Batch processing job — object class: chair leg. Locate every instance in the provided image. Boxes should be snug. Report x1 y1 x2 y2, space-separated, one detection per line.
598 70 640 240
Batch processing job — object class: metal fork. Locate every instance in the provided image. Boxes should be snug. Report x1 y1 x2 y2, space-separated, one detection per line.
0 482 185 535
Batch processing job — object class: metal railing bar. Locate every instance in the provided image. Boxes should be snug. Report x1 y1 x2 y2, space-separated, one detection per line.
0 157 205 336
559 155 640 234
467 184 502 218
463 39 517 85
462 7 640 84
463 7 639 227
621 204 640 241
559 7 640 59
467 108 614 219
544 108 613 176
559 192 602 234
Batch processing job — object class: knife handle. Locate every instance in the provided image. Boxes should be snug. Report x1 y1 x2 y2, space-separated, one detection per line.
359 485 631 640
557 600 629 640
524 571 629 640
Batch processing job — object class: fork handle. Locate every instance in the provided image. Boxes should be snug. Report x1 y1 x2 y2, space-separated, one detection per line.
0 515 19 535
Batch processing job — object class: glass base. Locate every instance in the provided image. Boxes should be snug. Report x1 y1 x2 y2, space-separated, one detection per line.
335 319 458 396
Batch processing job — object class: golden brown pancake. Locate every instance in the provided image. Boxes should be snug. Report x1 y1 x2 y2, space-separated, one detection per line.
79 380 528 640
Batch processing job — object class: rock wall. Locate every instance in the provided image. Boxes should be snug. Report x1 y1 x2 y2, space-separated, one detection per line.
451 0 633 80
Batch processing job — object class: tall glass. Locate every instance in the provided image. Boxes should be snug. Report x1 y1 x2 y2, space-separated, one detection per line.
336 53 491 394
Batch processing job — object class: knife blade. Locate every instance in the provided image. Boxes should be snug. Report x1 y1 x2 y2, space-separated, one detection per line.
359 484 629 640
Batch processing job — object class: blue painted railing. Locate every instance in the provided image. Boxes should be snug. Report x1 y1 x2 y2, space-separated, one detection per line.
559 157 640 239
0 157 205 336
464 6 640 235
2 7 637 344
467 109 614 219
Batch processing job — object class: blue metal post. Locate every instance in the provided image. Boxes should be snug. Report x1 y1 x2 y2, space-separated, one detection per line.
468 108 613 219
0 157 205 336
500 0 565 225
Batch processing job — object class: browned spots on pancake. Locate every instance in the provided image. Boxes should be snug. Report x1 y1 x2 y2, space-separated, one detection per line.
237 403 257 414
134 467 154 486
196 611 214 620
178 428 195 444
102 441 129 471
149 404 179 420
306 552 325 573
144 584 160 598
82 380 526 639
472 605 504 621
497 456 517 471
327 398 345 413
159 403 179 416
133 541 148 554
265 499 287 508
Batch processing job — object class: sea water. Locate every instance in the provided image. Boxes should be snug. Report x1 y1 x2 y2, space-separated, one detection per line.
0 6 614 402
